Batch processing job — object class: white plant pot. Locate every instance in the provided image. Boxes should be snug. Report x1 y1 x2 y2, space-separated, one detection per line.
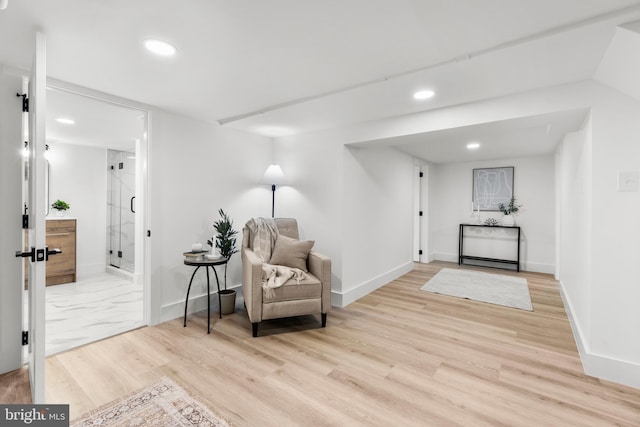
502 214 514 226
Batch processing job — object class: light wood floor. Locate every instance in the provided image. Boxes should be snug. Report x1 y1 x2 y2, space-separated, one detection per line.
3 261 640 425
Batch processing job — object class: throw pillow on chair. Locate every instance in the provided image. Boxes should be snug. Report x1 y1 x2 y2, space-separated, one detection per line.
269 235 314 271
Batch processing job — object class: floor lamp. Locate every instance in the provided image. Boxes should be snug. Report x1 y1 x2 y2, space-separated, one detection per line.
261 164 286 218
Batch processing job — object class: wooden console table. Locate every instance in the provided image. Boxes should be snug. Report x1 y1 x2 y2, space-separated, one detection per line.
458 223 521 271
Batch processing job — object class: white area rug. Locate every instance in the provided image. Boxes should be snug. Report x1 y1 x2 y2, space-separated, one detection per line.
420 268 533 311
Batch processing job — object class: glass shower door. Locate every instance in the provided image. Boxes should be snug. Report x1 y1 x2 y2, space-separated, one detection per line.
107 150 136 273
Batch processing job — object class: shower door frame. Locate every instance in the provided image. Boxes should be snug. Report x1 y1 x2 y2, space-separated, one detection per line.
107 149 137 273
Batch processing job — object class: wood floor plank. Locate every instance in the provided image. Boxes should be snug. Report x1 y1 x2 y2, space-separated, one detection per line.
2 261 639 425
0 367 31 404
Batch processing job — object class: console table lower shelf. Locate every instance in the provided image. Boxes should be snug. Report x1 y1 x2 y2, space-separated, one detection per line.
458 223 521 272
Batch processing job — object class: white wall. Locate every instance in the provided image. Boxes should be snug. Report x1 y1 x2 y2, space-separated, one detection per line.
587 86 640 384
47 142 107 279
430 156 556 273
276 133 346 300
556 116 592 353
341 146 415 304
275 133 416 307
148 110 272 323
0 70 24 374
553 85 640 388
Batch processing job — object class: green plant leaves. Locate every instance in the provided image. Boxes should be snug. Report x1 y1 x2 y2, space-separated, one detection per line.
51 199 70 211
498 197 521 215
211 208 238 259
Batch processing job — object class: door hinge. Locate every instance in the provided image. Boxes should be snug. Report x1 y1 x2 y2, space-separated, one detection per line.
419 250 423 256
419 211 423 216
22 203 29 229
22 331 28 346
118 162 124 170
419 172 424 178
16 93 28 112
118 250 123 258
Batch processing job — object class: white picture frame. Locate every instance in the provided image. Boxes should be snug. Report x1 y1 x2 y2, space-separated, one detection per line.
472 166 514 211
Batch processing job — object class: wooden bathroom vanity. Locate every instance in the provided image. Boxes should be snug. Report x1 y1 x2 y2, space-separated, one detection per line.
45 218 77 285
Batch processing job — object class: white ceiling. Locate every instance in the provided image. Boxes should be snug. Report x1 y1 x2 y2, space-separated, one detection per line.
356 108 590 164
2 1 640 162
46 87 145 152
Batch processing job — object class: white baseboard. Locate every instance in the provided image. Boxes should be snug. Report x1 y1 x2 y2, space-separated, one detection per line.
519 261 554 274
331 262 414 308
160 283 242 323
558 280 640 389
433 253 554 274
433 252 457 263
105 265 134 280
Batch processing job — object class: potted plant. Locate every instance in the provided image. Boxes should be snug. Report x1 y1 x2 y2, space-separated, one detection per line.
207 209 238 314
498 197 522 226
51 199 70 217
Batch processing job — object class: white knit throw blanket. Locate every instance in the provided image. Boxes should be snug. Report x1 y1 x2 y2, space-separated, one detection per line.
246 217 279 262
261 263 307 298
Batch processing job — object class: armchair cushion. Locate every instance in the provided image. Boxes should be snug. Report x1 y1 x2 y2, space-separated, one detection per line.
269 234 314 272
263 273 322 303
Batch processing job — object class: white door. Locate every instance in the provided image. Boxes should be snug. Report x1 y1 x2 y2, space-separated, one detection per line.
24 32 47 404
413 163 428 263
0 67 23 377
413 164 425 262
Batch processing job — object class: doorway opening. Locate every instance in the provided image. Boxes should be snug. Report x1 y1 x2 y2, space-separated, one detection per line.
31 84 149 356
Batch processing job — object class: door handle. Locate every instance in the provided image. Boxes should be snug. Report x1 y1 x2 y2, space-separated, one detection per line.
46 247 62 261
15 247 35 262
130 196 136 213
15 247 60 262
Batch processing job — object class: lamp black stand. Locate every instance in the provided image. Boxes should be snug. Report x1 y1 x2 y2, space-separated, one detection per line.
271 184 276 218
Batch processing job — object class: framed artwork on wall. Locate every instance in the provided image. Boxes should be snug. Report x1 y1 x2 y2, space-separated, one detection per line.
472 166 514 211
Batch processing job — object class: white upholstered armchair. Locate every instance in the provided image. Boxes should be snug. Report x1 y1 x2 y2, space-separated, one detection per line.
241 218 331 337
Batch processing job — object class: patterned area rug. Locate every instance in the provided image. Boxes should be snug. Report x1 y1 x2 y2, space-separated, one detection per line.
71 377 230 427
420 268 533 311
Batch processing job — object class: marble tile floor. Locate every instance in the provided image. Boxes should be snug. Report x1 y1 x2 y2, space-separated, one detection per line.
24 272 144 356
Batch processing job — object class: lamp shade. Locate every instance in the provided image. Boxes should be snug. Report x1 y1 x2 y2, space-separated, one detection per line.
261 164 286 185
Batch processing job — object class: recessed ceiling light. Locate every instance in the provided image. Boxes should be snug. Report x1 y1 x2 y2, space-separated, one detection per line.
144 39 177 56
413 90 435 100
56 117 75 125
467 142 480 150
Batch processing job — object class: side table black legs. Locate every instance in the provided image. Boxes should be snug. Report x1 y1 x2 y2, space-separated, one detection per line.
184 266 201 328
183 257 228 334
211 266 222 319
206 265 211 333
